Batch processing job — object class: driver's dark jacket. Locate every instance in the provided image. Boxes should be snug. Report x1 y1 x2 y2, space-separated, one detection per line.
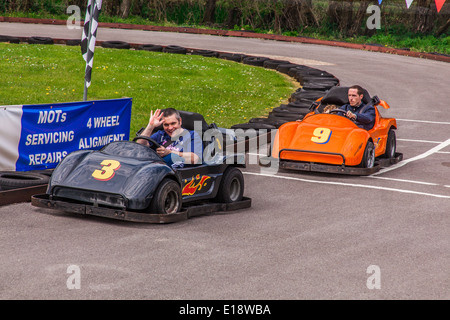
339 102 375 130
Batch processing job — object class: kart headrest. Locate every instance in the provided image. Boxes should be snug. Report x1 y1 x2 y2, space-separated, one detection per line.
154 109 209 132
320 86 371 106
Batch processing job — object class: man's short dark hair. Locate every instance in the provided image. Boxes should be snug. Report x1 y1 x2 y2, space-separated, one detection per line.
349 85 365 96
162 108 181 121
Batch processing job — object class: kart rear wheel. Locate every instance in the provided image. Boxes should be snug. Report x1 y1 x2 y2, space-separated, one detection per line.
149 178 182 214
359 141 375 168
216 167 244 203
383 129 396 158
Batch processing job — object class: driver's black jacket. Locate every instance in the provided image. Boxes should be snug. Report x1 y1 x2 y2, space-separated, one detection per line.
339 102 376 130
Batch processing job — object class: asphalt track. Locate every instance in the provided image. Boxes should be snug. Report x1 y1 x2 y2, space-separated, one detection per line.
1 22 449 300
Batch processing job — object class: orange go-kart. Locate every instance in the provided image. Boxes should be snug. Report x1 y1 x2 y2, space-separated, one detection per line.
262 86 403 175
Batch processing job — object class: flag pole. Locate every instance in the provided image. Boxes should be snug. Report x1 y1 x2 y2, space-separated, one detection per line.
83 1 95 101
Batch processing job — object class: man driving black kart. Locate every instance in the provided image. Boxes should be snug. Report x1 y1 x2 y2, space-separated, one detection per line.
136 108 203 168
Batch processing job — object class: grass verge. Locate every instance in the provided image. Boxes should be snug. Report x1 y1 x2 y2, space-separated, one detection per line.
0 43 297 135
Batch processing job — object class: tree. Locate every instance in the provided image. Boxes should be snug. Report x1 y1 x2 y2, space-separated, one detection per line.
436 18 450 36
414 0 437 33
120 0 131 19
203 0 217 25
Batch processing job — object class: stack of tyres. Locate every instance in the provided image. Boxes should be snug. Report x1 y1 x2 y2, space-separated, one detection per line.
0 170 51 191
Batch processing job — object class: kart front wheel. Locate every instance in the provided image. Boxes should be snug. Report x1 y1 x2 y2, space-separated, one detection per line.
216 167 244 203
383 129 396 158
149 178 182 214
359 141 375 168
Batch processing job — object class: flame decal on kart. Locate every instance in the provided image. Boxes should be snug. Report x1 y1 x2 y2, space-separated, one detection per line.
182 174 211 196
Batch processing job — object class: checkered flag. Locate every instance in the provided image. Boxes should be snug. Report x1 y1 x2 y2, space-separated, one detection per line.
81 0 102 94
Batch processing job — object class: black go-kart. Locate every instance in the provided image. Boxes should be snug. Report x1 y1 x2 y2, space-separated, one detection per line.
32 111 250 223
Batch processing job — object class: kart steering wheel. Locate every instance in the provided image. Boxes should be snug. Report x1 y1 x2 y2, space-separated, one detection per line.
133 135 161 150
329 109 347 115
329 109 356 122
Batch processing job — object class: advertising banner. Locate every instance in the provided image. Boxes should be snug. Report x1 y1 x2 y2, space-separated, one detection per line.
0 98 132 171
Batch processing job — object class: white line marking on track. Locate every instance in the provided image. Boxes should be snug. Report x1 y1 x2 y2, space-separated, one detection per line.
398 138 442 144
396 119 450 125
366 176 438 186
244 172 450 199
373 138 450 175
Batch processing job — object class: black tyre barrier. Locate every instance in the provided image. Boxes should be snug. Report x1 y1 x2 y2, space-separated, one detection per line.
0 35 20 43
287 66 316 77
268 112 303 121
276 63 301 74
28 169 54 177
230 122 277 130
290 90 327 102
297 68 334 77
191 49 218 57
218 53 248 62
0 171 50 191
27 36 54 45
271 106 309 116
276 104 311 113
301 77 340 85
301 82 337 91
66 39 81 46
297 75 340 83
101 41 131 49
243 56 270 67
286 101 314 109
138 44 163 52
163 45 187 54
20 34 341 134
263 59 290 70
249 117 289 128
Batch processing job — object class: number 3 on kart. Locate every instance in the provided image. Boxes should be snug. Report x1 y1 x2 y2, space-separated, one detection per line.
92 159 121 181
311 127 332 144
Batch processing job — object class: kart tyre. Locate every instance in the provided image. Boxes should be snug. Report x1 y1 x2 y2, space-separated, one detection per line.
149 178 182 214
28 169 54 177
276 64 301 74
66 39 81 46
268 112 303 121
383 129 396 158
216 167 244 203
0 171 49 190
243 56 270 66
138 44 163 52
28 36 54 45
191 49 218 57
286 101 314 109
218 53 247 62
359 141 375 168
101 41 130 49
230 122 277 130
301 82 336 91
163 45 187 54
249 117 289 127
0 35 20 43
288 67 318 78
263 59 290 69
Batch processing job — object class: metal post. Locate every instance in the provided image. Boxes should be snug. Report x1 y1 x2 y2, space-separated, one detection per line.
83 0 95 101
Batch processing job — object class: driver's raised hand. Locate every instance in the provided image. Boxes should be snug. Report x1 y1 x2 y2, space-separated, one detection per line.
136 109 164 147
148 109 164 128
